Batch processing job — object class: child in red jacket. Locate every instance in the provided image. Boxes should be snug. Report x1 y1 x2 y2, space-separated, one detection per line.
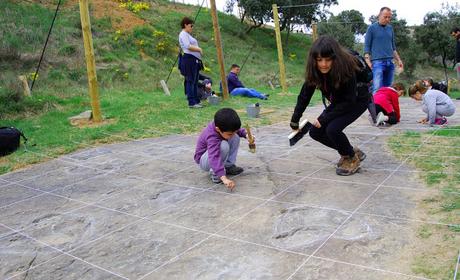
374 83 405 126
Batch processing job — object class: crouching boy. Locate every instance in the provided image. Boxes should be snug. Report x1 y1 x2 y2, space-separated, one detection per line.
194 108 248 190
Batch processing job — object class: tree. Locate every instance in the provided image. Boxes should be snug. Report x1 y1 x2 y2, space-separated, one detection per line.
317 10 366 49
225 0 337 34
414 4 460 81
335 9 367 35
317 18 355 49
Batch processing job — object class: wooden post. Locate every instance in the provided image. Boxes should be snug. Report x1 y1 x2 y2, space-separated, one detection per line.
209 0 229 99
272 4 288 94
312 21 318 42
18 75 31 97
79 0 102 122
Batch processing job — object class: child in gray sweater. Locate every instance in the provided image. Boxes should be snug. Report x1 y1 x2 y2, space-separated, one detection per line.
409 80 456 125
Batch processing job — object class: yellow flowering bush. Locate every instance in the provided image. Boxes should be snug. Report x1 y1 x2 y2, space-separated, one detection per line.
118 0 150 13
29 72 39 81
153 30 165 38
114 29 122 41
289 53 297 61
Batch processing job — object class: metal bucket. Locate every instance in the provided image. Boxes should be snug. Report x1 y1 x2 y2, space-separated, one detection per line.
246 103 261 118
207 95 221 105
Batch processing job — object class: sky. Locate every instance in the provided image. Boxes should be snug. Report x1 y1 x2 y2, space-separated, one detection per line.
172 0 459 26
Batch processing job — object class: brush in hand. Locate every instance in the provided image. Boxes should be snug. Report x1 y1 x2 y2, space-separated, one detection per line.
245 124 256 153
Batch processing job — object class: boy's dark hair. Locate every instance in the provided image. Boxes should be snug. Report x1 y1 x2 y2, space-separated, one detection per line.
231 64 240 69
180 17 194 29
214 108 241 132
451 27 460 34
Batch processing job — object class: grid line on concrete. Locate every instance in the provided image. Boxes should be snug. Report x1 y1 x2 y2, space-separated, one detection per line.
285 126 442 280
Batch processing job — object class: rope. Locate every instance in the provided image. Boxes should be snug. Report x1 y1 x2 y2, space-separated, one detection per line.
239 42 257 73
30 0 62 92
165 0 207 83
278 3 322 9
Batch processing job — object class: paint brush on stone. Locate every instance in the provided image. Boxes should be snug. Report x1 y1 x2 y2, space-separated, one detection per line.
245 124 256 153
288 119 312 146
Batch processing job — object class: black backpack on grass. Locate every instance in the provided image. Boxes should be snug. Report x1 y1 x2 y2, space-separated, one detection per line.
0 127 27 156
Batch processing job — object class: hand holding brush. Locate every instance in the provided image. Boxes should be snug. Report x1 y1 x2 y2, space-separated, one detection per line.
245 124 256 153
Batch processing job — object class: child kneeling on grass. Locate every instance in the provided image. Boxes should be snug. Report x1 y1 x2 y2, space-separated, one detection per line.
194 108 249 191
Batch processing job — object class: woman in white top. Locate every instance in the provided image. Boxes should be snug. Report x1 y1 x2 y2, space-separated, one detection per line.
178 17 203 109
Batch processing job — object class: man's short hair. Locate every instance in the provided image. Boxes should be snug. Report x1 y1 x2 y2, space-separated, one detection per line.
180 17 194 29
379 7 391 14
451 27 460 33
214 108 241 132
231 64 240 69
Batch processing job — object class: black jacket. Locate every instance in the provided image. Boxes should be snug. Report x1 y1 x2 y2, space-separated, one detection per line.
291 74 369 125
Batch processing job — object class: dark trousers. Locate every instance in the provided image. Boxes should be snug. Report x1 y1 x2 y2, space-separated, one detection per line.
182 54 200 106
309 102 367 156
375 104 397 124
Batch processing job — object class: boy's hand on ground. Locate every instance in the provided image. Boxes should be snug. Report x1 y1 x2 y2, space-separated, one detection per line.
221 176 235 191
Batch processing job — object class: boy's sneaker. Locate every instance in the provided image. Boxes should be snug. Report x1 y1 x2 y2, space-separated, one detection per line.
375 112 386 126
225 165 244 175
210 172 222 184
434 117 447 125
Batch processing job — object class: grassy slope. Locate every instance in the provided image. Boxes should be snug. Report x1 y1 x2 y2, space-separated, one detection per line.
0 0 315 173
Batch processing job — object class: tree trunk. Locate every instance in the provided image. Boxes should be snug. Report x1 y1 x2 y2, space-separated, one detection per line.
240 10 246 23
442 51 449 83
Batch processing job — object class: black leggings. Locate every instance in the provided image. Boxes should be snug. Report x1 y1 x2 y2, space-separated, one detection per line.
309 102 367 157
375 104 397 124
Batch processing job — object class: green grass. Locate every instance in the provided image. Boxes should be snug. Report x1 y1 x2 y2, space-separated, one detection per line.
1 84 318 173
0 0 316 172
388 128 460 279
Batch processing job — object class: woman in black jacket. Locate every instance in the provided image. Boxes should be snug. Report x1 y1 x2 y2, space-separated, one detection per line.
290 36 368 176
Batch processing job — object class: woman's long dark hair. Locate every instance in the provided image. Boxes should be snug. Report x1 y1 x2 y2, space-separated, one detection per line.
305 35 359 89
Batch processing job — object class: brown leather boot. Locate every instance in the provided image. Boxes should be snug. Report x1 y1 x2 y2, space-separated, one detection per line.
354 147 366 162
336 147 365 167
336 154 360 176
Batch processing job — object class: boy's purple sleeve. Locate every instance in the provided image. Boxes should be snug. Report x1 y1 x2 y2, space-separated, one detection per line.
237 128 247 138
206 136 226 177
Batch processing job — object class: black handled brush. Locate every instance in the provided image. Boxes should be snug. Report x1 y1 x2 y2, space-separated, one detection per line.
288 119 313 146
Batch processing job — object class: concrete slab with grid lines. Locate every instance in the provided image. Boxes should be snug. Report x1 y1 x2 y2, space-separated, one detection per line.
0 98 459 280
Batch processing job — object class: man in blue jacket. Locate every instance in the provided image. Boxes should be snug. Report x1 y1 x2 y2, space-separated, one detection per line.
226 64 268 100
364 7 404 93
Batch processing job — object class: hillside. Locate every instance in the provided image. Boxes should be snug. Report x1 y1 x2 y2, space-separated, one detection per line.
0 0 310 110
0 0 315 173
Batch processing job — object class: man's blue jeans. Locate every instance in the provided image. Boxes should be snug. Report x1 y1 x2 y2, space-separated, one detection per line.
372 59 395 93
230 88 266 99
